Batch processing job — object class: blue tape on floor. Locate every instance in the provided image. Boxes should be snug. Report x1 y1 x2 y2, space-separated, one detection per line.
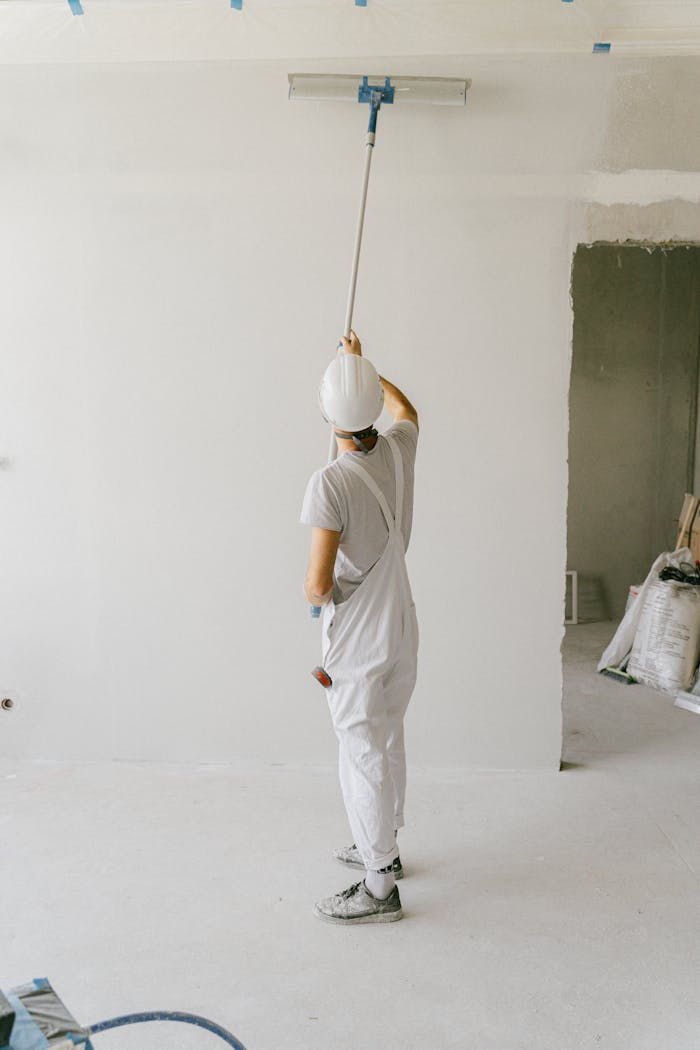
593 41 611 52
355 0 367 6
67 0 84 14
230 0 242 8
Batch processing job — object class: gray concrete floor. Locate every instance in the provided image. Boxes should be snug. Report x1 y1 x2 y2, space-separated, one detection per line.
2 621 699 1050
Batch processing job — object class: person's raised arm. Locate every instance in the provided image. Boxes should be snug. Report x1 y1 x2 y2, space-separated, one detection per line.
337 332 418 430
379 376 418 430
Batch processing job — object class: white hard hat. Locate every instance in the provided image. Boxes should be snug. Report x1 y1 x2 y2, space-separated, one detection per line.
319 355 384 432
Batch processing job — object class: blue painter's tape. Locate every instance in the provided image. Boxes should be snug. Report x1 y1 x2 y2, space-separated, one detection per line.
593 41 611 52
65 1034 92 1047
31 980 50 992
355 0 367 5
230 0 242 8
67 0 84 14
561 0 574 3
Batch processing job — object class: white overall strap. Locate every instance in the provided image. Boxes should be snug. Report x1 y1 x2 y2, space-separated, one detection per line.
343 457 396 534
385 436 404 533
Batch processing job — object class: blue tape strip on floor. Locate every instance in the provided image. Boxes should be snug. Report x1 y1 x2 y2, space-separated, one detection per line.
230 0 242 8
67 0 84 14
593 41 611 52
355 0 368 6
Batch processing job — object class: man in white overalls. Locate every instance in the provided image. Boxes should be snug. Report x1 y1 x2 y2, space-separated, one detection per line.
301 331 419 925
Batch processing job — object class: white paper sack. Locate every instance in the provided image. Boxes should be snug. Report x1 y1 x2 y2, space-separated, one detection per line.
628 579 700 693
597 548 694 672
624 585 641 614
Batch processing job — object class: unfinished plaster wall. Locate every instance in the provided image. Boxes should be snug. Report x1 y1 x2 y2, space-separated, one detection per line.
579 200 700 508
568 245 700 620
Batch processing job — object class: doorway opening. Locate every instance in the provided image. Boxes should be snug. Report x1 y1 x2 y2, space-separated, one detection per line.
567 243 700 626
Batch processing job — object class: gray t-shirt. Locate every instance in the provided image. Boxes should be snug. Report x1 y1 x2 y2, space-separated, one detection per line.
300 420 418 602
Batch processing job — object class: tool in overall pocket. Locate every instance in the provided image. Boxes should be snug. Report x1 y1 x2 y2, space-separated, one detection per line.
311 666 333 688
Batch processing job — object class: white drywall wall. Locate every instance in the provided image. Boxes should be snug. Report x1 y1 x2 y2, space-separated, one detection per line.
2 51 700 768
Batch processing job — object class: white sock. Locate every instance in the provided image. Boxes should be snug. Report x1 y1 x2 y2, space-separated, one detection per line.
365 866 396 900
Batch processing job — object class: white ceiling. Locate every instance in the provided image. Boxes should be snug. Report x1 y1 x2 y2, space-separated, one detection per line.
1 0 700 63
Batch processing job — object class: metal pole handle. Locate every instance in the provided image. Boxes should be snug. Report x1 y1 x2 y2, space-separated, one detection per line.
344 130 376 339
329 125 377 464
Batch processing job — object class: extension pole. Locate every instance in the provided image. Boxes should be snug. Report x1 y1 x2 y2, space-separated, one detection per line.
344 125 376 339
329 96 381 464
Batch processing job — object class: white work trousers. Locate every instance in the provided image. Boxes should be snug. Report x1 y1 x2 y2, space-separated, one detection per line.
321 437 419 871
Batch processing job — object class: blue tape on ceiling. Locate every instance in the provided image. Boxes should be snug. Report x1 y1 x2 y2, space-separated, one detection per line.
593 41 611 52
67 0 84 13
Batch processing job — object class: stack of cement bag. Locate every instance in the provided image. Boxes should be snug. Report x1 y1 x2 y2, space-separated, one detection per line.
598 547 700 695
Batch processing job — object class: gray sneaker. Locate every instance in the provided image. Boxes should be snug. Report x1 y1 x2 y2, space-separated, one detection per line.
333 843 404 880
314 881 403 925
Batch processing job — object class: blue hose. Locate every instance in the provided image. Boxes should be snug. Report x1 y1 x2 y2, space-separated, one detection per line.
89 1011 248 1049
